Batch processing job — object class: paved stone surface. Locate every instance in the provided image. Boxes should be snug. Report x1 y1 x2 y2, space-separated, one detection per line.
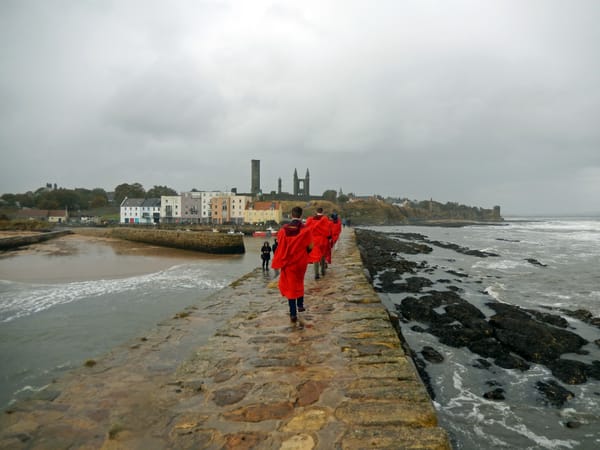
0 229 451 449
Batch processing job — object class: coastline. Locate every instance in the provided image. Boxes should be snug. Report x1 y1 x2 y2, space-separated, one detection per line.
354 223 600 448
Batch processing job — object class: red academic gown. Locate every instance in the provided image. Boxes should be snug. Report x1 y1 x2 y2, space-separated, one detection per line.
326 217 342 263
331 217 342 244
271 219 313 299
305 214 332 264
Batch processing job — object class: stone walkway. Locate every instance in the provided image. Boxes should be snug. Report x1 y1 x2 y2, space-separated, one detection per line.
0 229 451 449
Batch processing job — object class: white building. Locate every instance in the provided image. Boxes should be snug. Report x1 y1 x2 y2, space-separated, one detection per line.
120 198 144 224
140 198 161 224
160 195 182 224
120 198 161 224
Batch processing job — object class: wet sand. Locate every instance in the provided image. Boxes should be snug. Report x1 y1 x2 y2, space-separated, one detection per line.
0 233 243 284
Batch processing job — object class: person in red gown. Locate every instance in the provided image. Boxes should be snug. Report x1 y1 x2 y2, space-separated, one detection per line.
330 212 342 244
326 211 342 263
271 206 313 323
305 207 332 279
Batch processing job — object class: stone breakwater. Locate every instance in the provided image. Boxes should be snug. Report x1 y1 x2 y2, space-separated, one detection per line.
0 230 73 250
109 227 245 254
0 229 450 449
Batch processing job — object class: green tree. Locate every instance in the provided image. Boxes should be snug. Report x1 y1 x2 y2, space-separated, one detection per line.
146 185 178 198
90 195 108 208
322 189 337 202
337 194 349 204
114 183 145 205
36 188 80 210
1 193 17 206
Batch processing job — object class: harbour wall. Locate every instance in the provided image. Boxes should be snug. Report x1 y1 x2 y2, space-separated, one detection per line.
79 227 246 254
0 230 73 251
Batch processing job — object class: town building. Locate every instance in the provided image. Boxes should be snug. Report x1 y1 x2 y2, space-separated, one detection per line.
120 198 160 224
244 201 282 225
140 198 161 224
160 195 182 224
210 194 252 224
15 208 69 223
181 191 203 223
200 191 228 224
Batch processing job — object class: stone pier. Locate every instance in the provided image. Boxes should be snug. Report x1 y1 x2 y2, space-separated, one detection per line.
0 230 72 250
0 229 451 449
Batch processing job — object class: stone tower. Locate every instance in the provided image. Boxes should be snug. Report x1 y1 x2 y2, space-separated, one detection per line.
251 159 260 195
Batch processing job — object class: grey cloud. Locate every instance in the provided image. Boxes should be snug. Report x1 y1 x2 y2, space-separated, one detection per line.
1 0 600 215
104 62 225 140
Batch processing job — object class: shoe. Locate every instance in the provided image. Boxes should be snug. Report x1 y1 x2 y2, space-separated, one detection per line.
298 307 305 312
315 275 320 280
290 316 298 323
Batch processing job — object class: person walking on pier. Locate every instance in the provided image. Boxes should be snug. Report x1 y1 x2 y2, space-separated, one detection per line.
306 207 332 279
260 241 272 271
271 206 313 323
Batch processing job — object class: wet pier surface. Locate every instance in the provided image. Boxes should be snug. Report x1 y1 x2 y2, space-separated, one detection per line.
0 229 450 449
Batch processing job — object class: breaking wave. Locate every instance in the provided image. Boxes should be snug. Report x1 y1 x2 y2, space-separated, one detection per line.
0 264 228 323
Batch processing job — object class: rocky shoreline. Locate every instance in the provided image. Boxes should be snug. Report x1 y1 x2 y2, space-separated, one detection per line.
355 228 600 409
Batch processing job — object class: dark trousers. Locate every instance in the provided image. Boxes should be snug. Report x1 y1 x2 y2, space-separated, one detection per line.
288 297 304 317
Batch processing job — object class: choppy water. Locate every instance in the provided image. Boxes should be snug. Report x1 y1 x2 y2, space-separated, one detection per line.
371 217 600 449
0 236 265 409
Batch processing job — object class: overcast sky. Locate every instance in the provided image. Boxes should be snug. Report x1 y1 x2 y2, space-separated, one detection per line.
1 0 599 215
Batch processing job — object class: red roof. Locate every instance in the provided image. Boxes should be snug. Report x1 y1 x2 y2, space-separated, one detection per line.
248 201 280 211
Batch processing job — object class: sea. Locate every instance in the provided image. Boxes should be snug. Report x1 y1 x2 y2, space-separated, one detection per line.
1 219 599 449
370 217 600 450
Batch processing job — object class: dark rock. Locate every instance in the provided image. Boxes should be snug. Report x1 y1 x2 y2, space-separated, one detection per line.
447 270 468 278
560 309 600 329
588 361 600 380
493 353 530 371
447 285 462 292
403 276 434 292
473 359 492 369
525 258 547 267
377 273 433 293
565 421 581 429
413 355 436 400
422 238 500 257
488 303 587 364
536 380 575 408
548 359 589 384
421 346 444 363
483 388 505 400
485 380 501 387
410 325 427 333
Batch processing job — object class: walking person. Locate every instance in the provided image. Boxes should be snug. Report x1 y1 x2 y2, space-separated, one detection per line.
260 241 272 271
271 237 279 276
306 207 332 279
271 206 313 323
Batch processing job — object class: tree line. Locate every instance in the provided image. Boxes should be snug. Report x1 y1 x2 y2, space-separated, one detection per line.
1 183 178 211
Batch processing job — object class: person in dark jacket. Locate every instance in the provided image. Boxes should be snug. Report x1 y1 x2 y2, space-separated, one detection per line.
261 241 272 270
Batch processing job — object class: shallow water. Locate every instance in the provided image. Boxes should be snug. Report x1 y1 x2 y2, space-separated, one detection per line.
0 234 266 408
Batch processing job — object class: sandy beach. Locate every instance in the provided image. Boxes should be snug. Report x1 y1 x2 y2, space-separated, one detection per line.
0 231 247 283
